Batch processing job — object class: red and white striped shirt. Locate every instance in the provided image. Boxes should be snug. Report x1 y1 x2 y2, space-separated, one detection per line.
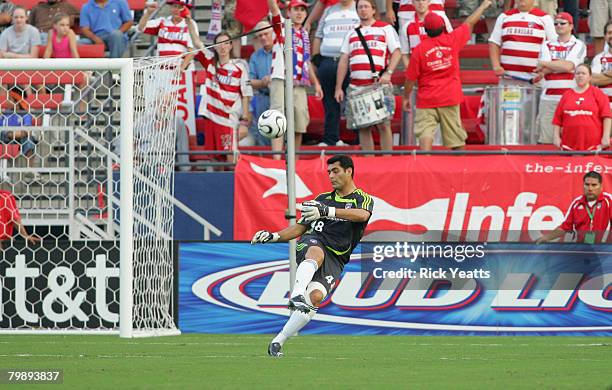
397 0 445 23
142 16 197 57
591 51 612 106
340 21 400 86
270 14 310 85
539 36 586 101
195 50 253 128
489 8 557 80
400 12 453 55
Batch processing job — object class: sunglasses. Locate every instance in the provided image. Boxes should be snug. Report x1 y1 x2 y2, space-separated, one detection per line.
554 21 569 25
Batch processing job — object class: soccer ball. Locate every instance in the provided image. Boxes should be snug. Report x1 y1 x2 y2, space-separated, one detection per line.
258 109 287 139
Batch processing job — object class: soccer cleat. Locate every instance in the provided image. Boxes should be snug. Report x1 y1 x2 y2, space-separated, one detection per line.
287 295 313 314
268 342 283 357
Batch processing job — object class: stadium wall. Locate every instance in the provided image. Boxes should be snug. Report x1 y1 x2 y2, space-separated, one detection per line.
174 172 234 240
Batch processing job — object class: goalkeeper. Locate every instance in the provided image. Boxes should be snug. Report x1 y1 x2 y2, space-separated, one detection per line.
251 155 373 357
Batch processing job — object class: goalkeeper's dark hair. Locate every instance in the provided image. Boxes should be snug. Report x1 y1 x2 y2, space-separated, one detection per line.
327 155 354 178
583 171 602 183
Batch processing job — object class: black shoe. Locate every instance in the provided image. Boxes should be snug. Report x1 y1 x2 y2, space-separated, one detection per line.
287 295 312 314
268 342 283 357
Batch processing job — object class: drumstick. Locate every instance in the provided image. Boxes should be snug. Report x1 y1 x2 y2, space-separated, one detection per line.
502 73 534 84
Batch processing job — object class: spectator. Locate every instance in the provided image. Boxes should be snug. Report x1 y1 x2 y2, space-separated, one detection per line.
0 187 40 248
43 13 79 58
403 1 492 151
141 1 197 171
268 0 323 157
457 0 501 35
552 64 611 151
79 0 133 58
28 0 79 44
192 31 253 163
335 0 400 151
313 0 359 147
138 0 196 63
0 7 40 59
591 21 612 107
43 13 90 114
536 171 612 244
0 104 39 180
589 0 612 55
400 0 452 67
395 0 446 47
534 12 586 144
0 0 15 32
489 0 556 82
248 20 274 146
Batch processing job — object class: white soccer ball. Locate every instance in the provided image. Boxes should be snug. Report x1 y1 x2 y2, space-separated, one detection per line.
258 109 287 139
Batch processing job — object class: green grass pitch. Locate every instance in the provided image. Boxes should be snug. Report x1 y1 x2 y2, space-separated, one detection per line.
0 335 610 389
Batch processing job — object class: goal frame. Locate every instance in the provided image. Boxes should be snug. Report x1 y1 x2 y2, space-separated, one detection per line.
0 58 148 338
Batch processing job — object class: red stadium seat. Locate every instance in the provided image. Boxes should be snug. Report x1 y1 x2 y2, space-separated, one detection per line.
445 0 458 9
460 70 498 85
126 0 145 10
460 43 489 59
241 45 255 59
0 145 21 159
75 44 105 58
36 44 105 58
0 70 86 85
393 70 499 85
0 93 63 109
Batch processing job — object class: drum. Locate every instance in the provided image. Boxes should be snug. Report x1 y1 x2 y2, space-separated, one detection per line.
345 84 394 129
485 85 540 145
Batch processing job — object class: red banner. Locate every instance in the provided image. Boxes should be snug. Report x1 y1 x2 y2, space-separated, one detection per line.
234 155 612 242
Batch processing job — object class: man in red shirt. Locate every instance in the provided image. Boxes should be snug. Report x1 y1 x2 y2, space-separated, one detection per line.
0 189 39 247
537 171 612 244
402 0 491 151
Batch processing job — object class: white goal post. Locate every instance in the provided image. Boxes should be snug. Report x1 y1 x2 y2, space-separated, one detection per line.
0 58 181 338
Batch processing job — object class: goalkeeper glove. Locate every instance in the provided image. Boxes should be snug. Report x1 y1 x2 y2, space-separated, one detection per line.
251 230 280 244
301 200 336 222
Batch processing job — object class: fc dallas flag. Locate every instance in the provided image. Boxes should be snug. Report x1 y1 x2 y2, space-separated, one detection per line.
235 0 269 33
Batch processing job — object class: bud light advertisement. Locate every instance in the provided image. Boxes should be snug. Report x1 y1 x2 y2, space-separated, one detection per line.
179 242 612 335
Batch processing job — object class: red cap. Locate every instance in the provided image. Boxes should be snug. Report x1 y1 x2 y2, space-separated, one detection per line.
167 0 193 8
288 0 309 9
423 12 444 30
555 12 573 25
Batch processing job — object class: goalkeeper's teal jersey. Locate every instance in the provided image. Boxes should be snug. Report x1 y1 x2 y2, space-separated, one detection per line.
298 189 374 264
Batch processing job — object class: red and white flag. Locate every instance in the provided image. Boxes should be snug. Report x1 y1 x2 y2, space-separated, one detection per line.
235 0 269 33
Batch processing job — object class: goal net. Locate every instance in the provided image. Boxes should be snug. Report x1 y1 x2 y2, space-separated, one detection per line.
0 57 182 337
